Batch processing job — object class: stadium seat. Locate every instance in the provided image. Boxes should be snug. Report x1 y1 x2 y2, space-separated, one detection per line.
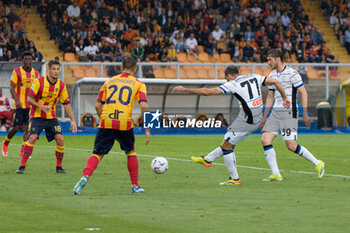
187 55 199 63
185 70 197 79
240 66 252 74
64 53 77 62
199 53 210 63
73 68 85 79
177 53 187 62
85 68 97 77
153 69 164 79
197 69 211 79
163 69 176 79
180 69 187 79
198 45 204 52
213 53 220 62
220 54 231 63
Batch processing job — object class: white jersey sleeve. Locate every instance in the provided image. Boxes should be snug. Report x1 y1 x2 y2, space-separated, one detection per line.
219 81 237 94
290 70 304 88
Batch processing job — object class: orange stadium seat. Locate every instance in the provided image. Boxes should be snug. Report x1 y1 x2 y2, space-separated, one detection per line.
197 45 204 53
177 53 187 62
64 53 77 62
85 68 97 77
73 69 85 79
180 69 187 79
199 53 210 62
185 70 197 79
220 54 231 63
197 69 211 79
153 69 164 79
163 69 176 79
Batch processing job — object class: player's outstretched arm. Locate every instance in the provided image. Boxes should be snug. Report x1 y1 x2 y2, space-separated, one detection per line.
297 85 310 129
63 104 77 133
140 101 150 145
265 77 290 109
173 86 222 96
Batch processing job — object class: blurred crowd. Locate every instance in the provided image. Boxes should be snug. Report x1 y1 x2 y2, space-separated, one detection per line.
320 0 350 55
37 0 339 64
0 1 42 62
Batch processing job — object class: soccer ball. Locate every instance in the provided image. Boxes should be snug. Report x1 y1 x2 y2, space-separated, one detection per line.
151 157 168 174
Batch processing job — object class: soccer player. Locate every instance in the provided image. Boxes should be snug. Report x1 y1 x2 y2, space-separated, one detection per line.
2 51 40 158
260 49 325 181
0 87 12 131
73 56 150 195
16 60 77 174
173 65 290 185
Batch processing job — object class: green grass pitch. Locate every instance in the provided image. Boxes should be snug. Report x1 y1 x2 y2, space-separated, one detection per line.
0 134 350 233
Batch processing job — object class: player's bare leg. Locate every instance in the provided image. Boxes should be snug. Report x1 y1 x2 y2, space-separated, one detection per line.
16 134 37 174
18 124 29 158
285 140 325 178
261 132 283 181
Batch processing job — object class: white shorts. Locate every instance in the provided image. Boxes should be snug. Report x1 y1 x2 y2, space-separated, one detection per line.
262 110 298 141
224 114 260 145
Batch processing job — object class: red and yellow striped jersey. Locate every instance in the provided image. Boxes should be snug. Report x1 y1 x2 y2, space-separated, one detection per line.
10 66 40 109
97 73 147 130
29 76 70 119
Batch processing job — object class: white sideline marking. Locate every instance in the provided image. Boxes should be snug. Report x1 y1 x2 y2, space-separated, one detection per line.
13 144 350 179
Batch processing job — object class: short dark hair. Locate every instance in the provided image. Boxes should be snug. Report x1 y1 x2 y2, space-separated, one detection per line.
48 60 60 68
267 49 283 61
122 56 137 70
224 65 239 77
21 51 32 59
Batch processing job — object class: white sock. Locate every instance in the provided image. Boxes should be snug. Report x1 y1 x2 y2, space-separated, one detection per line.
295 145 319 166
204 147 223 162
264 145 281 176
223 152 239 180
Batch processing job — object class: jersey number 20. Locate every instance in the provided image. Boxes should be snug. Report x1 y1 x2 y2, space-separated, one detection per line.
106 85 132 105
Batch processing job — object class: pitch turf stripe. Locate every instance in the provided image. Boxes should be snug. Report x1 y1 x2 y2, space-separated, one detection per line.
13 144 350 179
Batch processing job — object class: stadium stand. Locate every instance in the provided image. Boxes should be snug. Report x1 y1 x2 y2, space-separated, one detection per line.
5 0 347 80
0 1 43 62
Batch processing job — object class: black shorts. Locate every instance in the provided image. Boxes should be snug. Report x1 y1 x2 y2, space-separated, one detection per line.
29 118 63 142
12 109 30 126
93 128 135 155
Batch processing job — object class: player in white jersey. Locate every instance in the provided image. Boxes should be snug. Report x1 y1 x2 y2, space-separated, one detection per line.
173 65 290 185
260 49 325 181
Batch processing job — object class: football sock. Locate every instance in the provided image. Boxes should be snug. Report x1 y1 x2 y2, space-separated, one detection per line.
204 147 223 162
127 152 139 186
82 154 100 178
55 145 65 167
294 145 319 166
3 136 11 146
223 151 239 180
20 141 26 155
263 145 281 176
20 142 34 167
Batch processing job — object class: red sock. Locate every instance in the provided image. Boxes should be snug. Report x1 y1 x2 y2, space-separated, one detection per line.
3 136 10 146
55 145 65 167
82 155 100 178
127 153 139 186
19 142 26 155
20 143 34 167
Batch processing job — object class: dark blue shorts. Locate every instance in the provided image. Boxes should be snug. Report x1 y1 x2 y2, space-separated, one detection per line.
93 128 135 155
29 118 62 142
12 109 30 126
